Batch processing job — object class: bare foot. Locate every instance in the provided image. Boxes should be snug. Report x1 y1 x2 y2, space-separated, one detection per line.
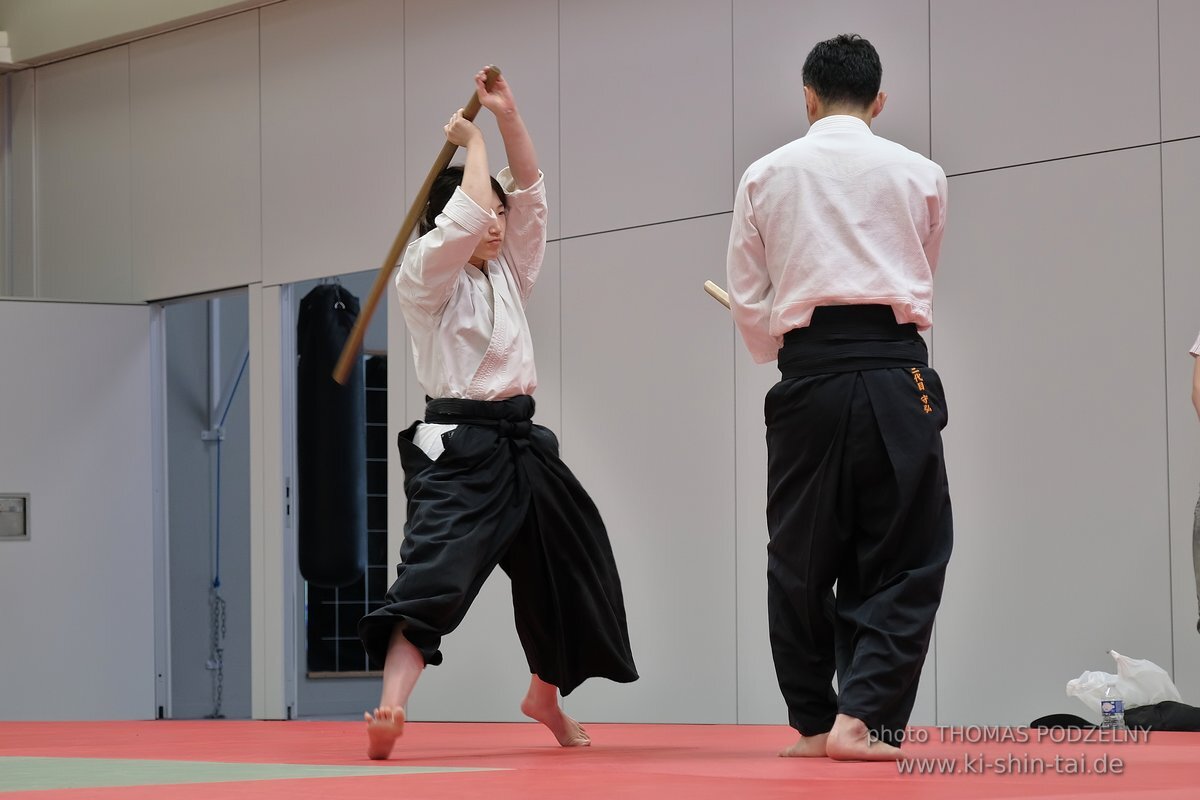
779 731 829 757
826 713 904 762
364 706 406 760
520 695 591 747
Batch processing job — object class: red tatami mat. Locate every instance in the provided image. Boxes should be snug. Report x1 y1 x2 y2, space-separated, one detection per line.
2 721 1198 799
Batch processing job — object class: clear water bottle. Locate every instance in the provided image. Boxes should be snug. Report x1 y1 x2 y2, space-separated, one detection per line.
1099 680 1126 731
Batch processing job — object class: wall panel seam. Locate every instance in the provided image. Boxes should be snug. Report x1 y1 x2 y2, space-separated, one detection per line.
945 139 1194 179
257 9 264 291
31 70 38 297
1156 0 1175 668
2 75 12 296
550 210 732 244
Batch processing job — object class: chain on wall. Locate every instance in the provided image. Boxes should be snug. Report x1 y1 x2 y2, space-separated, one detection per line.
206 585 226 719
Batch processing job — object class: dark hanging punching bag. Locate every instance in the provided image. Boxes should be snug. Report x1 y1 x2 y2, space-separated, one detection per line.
297 284 367 587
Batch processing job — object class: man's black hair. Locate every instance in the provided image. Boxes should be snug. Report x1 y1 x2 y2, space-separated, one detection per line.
801 33 882 109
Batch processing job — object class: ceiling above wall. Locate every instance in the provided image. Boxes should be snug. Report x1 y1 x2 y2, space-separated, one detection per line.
0 0 282 68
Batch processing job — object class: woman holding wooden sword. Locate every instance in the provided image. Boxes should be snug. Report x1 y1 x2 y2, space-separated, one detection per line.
357 67 638 761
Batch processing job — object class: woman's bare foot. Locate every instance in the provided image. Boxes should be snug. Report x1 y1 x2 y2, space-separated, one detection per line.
779 731 829 757
520 696 590 747
826 713 904 761
364 706 406 760
520 677 590 747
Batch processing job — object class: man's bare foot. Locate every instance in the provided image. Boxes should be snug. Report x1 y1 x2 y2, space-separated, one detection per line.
364 706 406 760
779 732 829 757
826 713 904 761
520 694 591 747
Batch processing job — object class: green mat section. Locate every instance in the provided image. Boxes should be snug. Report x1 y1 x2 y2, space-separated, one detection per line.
0 756 500 791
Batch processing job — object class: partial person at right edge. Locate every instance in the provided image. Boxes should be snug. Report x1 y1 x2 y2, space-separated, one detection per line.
726 34 952 762
1191 331 1200 634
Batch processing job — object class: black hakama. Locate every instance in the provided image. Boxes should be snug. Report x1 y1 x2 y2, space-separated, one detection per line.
765 305 953 746
358 395 638 696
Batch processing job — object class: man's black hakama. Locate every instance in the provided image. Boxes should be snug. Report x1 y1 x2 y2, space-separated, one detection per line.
764 305 953 746
358 395 638 696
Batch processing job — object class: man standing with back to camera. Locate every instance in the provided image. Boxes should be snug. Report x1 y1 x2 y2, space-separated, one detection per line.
726 33 952 761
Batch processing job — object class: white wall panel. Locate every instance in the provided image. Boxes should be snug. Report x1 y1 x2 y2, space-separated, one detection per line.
35 47 133 302
1160 0 1200 140
130 11 260 301
260 0 405 287
559 0 732 238
0 300 154 720
1163 140 1200 699
404 0 559 242
934 148 1169 725
9 70 36 297
733 0 930 183
559 217 736 723
931 0 1159 174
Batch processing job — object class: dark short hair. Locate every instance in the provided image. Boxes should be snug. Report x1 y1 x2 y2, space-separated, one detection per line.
801 33 882 109
420 165 508 236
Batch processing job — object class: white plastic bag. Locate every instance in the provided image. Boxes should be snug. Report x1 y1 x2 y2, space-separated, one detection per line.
1066 650 1182 713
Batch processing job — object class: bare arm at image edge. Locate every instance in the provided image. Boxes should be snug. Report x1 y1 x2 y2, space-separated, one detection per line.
1192 332 1200 421
1192 354 1200 423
